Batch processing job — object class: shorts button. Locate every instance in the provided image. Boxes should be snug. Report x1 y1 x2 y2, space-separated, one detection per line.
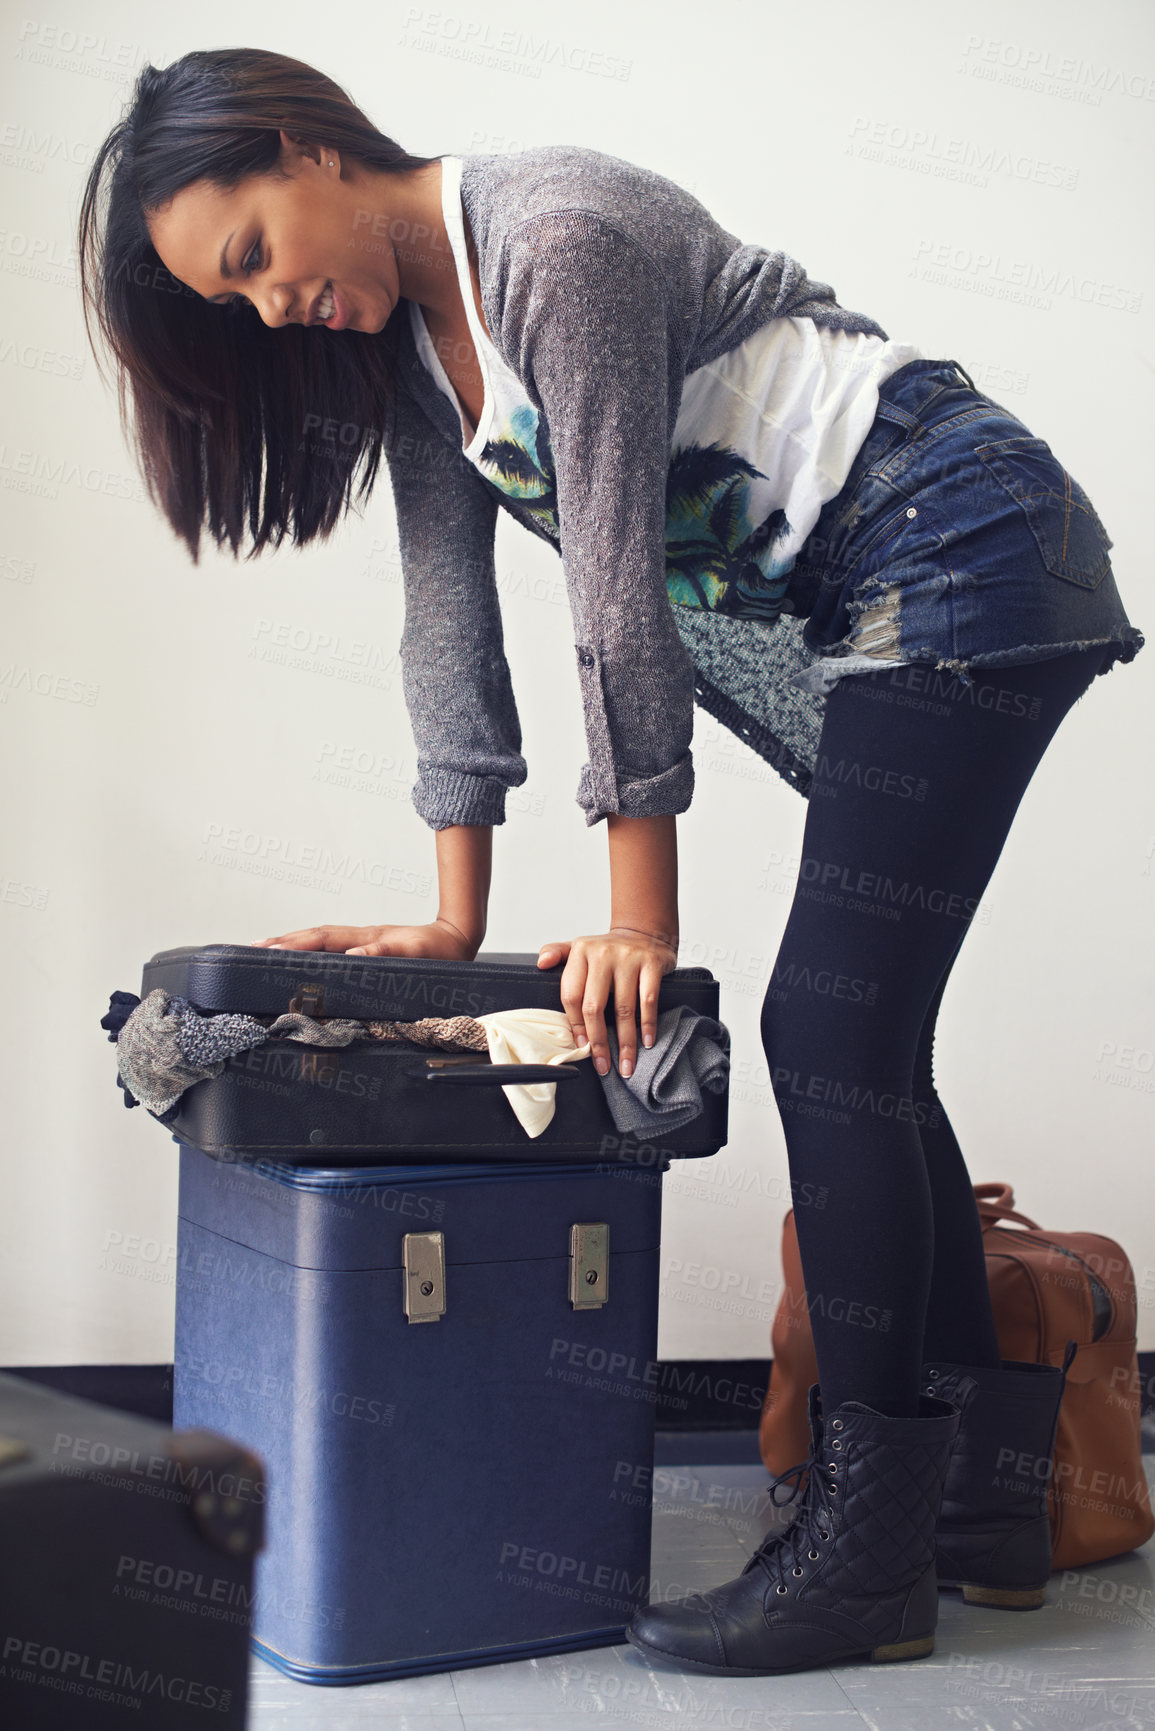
906 507 918 519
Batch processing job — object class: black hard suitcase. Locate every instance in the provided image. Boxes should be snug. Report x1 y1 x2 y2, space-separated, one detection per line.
0 1371 263 1728
132 946 728 1166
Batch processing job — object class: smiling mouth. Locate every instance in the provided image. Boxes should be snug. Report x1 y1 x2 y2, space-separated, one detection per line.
308 281 335 325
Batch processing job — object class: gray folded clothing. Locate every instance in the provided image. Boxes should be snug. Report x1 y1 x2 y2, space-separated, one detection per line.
115 989 371 1115
599 1003 730 1136
113 988 487 1116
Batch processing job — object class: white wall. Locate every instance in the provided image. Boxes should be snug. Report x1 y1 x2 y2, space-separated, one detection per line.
2 0 1152 1368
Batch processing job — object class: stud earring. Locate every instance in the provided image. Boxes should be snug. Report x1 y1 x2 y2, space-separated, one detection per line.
328 159 335 166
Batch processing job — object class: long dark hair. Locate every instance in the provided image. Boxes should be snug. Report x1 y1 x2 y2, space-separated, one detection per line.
77 47 443 563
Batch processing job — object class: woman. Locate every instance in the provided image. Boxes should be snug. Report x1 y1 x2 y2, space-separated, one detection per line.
79 48 1143 1678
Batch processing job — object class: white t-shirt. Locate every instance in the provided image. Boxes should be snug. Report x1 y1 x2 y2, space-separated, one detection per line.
410 154 923 623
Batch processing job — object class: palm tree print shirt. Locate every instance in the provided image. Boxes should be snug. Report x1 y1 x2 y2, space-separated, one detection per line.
387 146 918 829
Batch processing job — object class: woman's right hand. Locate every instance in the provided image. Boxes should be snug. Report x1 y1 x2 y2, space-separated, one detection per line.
249 917 477 960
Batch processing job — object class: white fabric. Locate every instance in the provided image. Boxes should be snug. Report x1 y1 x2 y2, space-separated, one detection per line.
475 1007 591 1138
670 317 924 584
411 154 924 598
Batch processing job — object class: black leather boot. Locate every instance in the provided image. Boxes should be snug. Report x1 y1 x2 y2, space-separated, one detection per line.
627 1381 967 1677
921 1344 1076 1610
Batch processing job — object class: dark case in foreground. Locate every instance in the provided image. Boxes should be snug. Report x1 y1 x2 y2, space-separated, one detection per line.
174 1142 684 1684
139 946 728 1165
0 1371 263 1728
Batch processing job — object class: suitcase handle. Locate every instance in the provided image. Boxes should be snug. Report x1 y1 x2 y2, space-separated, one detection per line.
404 1060 584 1086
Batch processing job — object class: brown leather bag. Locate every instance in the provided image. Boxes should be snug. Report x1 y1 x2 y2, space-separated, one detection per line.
759 1180 1154 1569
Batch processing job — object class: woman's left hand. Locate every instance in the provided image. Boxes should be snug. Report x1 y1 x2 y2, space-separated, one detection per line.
537 929 677 1079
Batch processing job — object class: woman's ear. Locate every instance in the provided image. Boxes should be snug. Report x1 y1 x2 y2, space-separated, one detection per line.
276 127 335 174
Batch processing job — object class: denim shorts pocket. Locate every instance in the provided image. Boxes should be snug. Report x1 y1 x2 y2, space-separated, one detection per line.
974 435 1113 590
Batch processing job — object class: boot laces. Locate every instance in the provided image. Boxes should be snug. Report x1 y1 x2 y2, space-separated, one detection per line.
746 1439 839 1595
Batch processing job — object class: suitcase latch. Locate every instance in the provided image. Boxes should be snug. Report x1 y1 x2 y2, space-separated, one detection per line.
569 1223 609 1310
0 1435 30 1470
403 1232 447 1324
288 982 325 1017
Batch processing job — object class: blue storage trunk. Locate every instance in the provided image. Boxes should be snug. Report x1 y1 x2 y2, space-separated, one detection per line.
174 1142 674 1684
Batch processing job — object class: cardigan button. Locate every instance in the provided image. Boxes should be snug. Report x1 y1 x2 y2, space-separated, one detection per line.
577 649 595 668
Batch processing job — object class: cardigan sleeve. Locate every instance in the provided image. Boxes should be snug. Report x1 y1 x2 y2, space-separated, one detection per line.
498 211 696 827
386 377 528 829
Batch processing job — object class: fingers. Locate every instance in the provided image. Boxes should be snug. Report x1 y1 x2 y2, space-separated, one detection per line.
537 940 570 970
614 962 638 1078
581 955 615 1077
245 927 394 955
559 948 589 1051
558 939 668 1076
250 927 372 953
614 953 665 1077
560 944 614 1073
638 955 665 1053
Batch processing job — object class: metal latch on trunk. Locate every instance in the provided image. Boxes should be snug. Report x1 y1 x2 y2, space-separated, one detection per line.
569 1223 609 1310
403 1232 447 1324
287 982 325 1017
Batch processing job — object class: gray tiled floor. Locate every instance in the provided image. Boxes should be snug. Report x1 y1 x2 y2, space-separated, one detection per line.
249 1458 1155 1730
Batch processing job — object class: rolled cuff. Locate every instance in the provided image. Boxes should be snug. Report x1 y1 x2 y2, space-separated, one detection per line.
576 751 695 827
412 766 520 830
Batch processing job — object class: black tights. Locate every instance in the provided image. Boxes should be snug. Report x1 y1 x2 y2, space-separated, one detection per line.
760 644 1110 1418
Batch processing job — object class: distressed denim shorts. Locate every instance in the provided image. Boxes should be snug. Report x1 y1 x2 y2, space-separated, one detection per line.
786 359 1145 695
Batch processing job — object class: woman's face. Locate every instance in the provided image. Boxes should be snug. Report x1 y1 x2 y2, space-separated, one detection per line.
147 130 399 334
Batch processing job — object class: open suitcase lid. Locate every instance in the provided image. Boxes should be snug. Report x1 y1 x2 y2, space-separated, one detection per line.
141 944 720 1023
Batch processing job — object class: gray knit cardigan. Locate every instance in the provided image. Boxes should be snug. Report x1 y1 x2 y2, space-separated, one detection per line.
385 144 890 829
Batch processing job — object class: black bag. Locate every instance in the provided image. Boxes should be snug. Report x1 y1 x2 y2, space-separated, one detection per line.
0 1371 262 1729
124 946 728 1166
